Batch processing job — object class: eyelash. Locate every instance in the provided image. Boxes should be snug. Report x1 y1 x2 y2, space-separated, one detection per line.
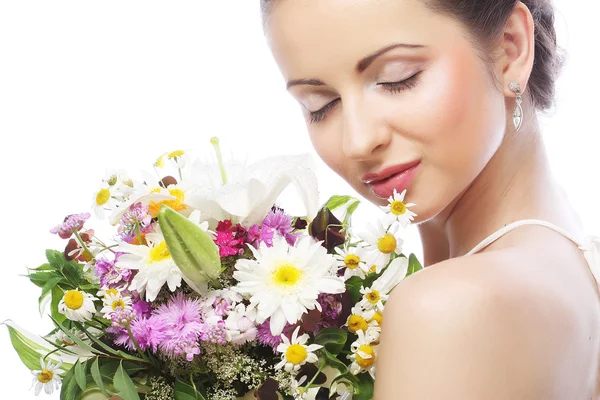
308 71 422 124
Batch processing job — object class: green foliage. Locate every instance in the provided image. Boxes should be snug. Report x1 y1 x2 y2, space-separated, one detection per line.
174 379 207 400
114 361 141 400
314 328 347 355
406 253 423 277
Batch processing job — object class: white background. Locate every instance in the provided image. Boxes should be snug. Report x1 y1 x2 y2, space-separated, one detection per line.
0 1 598 397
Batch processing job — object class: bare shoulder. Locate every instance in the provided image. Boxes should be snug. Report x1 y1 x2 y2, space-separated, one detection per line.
374 249 599 400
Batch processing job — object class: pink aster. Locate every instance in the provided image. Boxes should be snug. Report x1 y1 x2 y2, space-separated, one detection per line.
50 213 91 240
130 316 168 352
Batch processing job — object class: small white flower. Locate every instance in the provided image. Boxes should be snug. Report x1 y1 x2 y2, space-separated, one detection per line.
167 149 190 169
233 236 345 335
92 183 115 220
225 303 258 345
30 357 63 395
100 288 132 318
275 326 322 374
379 189 417 228
359 256 408 312
345 305 382 340
58 289 97 322
348 330 378 379
334 245 369 281
330 381 354 400
359 219 404 271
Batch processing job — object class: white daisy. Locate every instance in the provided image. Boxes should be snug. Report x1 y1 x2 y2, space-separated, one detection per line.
116 231 183 302
345 305 381 336
31 357 63 395
233 235 345 335
379 189 417 228
92 183 115 220
348 330 378 379
167 149 190 170
359 219 404 271
275 326 323 374
359 256 409 312
225 303 258 345
100 288 132 318
330 381 354 400
58 289 97 322
334 245 369 281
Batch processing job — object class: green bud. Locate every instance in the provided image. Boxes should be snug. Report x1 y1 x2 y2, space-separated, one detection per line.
157 205 221 284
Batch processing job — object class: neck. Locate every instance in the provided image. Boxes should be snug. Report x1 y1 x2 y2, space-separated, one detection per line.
418 117 579 266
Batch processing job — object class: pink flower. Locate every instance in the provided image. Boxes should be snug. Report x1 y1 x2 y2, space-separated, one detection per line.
214 220 247 257
50 213 91 239
130 316 168 352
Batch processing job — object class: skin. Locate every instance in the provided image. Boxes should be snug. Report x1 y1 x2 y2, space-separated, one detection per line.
264 0 600 398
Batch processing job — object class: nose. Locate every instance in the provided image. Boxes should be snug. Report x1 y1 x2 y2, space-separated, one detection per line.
341 97 392 161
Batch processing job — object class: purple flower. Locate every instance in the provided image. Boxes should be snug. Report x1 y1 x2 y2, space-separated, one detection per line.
200 319 227 345
154 293 205 361
262 209 299 245
256 320 295 349
314 293 344 333
130 316 168 352
248 224 275 247
95 254 132 288
132 299 152 319
212 296 232 317
50 213 91 239
118 202 153 243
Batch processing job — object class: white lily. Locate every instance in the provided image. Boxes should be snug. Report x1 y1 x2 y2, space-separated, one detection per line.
184 141 319 227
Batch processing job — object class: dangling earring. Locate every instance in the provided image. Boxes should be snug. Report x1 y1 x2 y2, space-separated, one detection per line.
509 81 523 131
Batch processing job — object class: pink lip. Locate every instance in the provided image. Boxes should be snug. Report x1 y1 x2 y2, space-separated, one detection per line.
364 161 421 199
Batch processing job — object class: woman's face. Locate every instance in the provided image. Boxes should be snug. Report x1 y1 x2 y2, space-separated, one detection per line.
265 0 508 222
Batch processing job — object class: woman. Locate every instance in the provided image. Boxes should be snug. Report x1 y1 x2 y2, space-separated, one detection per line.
260 0 600 398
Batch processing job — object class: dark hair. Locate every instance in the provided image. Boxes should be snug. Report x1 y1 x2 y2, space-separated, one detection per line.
260 0 564 111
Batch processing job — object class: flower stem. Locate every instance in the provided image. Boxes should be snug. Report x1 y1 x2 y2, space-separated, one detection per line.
72 228 93 259
135 221 144 245
210 137 227 185
126 324 150 362
298 359 326 396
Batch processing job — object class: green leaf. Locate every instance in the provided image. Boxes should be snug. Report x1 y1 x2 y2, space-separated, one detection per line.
324 195 352 211
30 263 54 272
60 365 82 400
322 349 348 374
113 361 141 400
314 328 347 355
4 322 46 370
353 372 375 400
90 357 109 397
174 379 207 400
345 276 365 304
406 253 423 277
51 316 105 356
74 359 87 391
47 249 67 268
39 276 63 313
26 271 56 288
51 286 66 324
62 262 85 287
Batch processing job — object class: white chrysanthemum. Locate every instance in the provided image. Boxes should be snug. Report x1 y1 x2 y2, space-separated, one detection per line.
116 231 183 302
233 235 345 335
166 149 190 169
330 381 354 400
31 357 63 396
92 183 115 220
100 288 132 318
58 289 97 322
359 256 408 312
225 303 258 345
276 326 323 374
348 330 378 379
334 245 369 281
379 189 417 228
359 219 404 271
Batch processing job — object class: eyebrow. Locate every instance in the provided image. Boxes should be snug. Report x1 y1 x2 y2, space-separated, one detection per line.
286 43 425 90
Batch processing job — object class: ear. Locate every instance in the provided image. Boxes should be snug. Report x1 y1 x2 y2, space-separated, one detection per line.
498 1 536 97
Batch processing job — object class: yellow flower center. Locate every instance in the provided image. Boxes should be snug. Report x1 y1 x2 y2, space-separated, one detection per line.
168 150 184 159
64 290 84 310
105 289 118 298
344 254 361 270
37 369 54 384
390 200 407 216
149 188 187 218
95 189 111 206
377 234 397 254
272 264 302 287
369 264 377 274
356 345 375 368
149 241 171 263
112 299 126 310
285 344 308 365
347 314 368 333
369 312 383 326
366 290 381 305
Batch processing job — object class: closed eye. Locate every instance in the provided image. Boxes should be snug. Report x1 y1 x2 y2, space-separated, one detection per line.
308 98 341 124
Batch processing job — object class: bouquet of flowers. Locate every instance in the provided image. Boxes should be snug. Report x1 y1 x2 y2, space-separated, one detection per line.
4 138 422 400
